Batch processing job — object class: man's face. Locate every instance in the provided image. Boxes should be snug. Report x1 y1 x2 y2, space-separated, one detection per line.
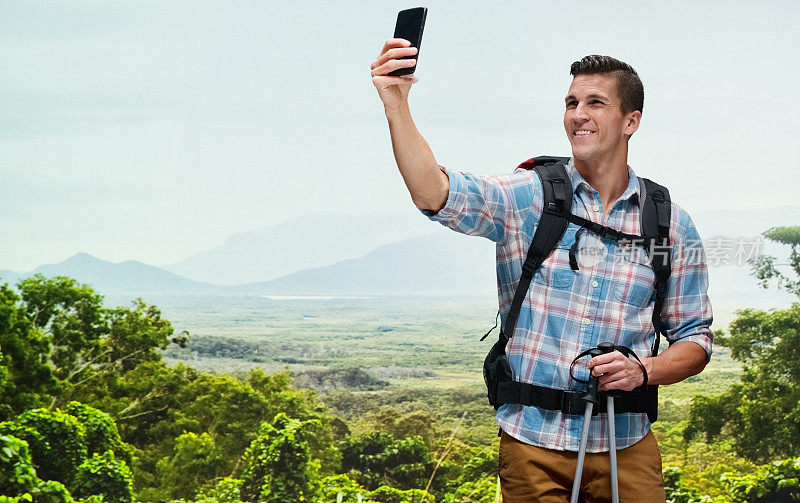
563 74 640 163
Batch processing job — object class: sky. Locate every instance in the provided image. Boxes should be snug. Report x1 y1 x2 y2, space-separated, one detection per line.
1 0 799 271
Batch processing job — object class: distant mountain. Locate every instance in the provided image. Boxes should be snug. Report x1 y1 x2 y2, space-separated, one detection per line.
241 229 795 318
239 231 498 296
0 270 21 285
3 206 796 304
165 211 435 285
7 253 220 296
165 207 799 287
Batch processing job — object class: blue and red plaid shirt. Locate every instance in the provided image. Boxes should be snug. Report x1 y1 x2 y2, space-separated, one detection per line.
421 158 713 452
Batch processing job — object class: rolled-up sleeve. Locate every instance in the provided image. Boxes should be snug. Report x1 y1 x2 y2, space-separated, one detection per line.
419 164 542 245
660 207 714 360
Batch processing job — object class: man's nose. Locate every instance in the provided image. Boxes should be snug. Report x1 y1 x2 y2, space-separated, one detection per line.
574 102 590 121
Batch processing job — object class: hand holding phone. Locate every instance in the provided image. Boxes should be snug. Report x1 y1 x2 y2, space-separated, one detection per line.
370 8 427 111
388 7 427 76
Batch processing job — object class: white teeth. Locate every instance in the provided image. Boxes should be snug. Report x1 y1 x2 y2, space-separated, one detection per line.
575 130 593 135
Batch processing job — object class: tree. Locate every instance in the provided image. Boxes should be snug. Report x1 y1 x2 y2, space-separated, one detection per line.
0 408 87 486
685 303 800 462
0 434 39 495
319 474 369 503
245 369 340 473
175 372 274 471
1 276 181 416
686 226 800 462
721 457 800 503
0 433 78 503
90 361 198 499
25 275 175 388
71 451 134 503
194 477 245 503
440 477 496 503
16 275 107 383
0 404 137 503
155 432 225 501
368 486 435 503
456 447 497 484
74 361 338 501
104 299 173 373
354 407 438 450
662 466 703 503
0 275 342 501
0 284 57 419
240 413 321 503
339 431 434 491
750 226 800 297
63 402 134 468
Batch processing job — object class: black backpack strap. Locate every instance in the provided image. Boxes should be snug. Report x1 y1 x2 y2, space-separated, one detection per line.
502 156 572 339
565 213 643 242
634 177 672 424
638 177 672 356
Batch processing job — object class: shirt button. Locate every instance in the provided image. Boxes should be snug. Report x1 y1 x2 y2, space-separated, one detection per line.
583 318 591 326
593 204 600 212
592 280 599 288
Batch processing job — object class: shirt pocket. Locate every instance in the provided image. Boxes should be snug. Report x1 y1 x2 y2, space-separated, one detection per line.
612 246 656 307
532 226 578 290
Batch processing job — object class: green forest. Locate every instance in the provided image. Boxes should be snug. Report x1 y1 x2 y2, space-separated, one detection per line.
1 226 799 503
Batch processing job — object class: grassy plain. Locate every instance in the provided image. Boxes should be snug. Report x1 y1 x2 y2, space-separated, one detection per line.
121 293 743 448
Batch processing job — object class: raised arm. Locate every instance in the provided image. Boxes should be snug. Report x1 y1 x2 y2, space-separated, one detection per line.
370 38 448 211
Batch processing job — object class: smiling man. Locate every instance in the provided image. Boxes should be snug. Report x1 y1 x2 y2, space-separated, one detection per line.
371 46 713 503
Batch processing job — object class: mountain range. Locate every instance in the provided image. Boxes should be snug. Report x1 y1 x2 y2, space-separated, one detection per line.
1 208 797 311
1 252 220 296
236 231 496 296
160 205 800 287
164 211 433 285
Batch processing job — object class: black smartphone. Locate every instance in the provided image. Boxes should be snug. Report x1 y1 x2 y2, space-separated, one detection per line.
388 7 427 77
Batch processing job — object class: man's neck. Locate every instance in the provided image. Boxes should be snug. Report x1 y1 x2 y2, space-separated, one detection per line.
573 149 630 219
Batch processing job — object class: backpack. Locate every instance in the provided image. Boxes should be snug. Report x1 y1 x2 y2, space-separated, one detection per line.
482 156 672 423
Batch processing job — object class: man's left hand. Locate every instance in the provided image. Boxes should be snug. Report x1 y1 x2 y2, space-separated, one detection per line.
587 350 644 391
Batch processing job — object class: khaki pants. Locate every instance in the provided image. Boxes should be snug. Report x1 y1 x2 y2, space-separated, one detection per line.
498 429 665 503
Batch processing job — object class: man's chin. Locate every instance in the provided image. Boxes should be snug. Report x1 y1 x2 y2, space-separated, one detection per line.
570 147 595 163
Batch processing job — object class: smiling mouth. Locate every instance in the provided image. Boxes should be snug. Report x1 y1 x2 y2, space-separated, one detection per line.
573 130 596 136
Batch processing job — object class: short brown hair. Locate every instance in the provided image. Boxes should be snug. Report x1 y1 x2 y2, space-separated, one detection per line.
570 55 644 115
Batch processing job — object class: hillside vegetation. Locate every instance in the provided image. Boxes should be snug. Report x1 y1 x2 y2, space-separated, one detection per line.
1 226 798 502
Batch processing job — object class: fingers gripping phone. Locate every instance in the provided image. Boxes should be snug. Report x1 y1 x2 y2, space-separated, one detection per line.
388 7 427 76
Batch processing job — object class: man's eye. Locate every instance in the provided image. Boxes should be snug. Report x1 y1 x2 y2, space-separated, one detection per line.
591 100 604 105
566 101 577 108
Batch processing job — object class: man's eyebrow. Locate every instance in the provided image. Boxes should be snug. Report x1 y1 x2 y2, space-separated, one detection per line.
564 93 611 102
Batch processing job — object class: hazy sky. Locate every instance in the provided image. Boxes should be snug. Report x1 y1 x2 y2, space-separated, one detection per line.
2 0 798 271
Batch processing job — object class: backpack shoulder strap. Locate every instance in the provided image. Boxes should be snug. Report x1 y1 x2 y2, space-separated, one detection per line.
503 156 572 339
638 176 672 355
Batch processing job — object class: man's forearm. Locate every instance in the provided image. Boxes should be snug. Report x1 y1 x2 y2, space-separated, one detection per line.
385 102 448 211
643 340 708 386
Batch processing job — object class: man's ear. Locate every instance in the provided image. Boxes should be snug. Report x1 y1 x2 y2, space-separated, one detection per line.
624 110 642 136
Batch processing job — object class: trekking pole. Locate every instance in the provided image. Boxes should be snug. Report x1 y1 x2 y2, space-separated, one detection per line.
570 342 619 503
607 381 619 503
570 346 601 503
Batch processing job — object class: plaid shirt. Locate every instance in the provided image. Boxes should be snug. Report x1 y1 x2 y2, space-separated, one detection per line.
421 158 713 452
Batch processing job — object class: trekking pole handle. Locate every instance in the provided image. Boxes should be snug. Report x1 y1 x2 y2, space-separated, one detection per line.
570 342 647 388
597 342 616 353
573 343 619 406
580 348 604 406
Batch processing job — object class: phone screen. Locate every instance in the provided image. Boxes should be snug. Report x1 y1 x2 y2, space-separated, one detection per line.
389 7 427 77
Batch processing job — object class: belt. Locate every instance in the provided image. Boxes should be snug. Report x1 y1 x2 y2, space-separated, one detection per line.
496 380 655 416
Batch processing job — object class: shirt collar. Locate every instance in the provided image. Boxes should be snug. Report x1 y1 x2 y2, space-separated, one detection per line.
566 157 641 204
